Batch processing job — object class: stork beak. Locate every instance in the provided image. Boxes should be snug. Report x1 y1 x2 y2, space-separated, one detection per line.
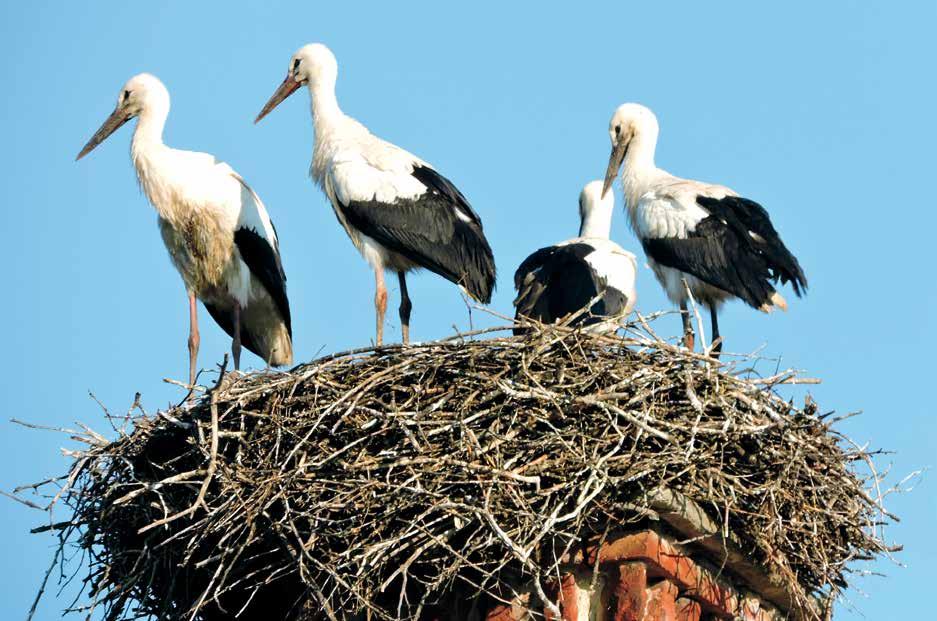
255 75 303 123
76 107 132 161
601 141 628 198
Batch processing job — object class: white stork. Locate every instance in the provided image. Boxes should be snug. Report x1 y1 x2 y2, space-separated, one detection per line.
514 181 637 334
601 103 807 354
77 73 293 384
254 43 496 346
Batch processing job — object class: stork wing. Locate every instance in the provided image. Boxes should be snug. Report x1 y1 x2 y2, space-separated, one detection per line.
581 243 638 317
696 195 807 295
512 243 604 333
231 174 291 336
641 193 805 309
332 163 496 303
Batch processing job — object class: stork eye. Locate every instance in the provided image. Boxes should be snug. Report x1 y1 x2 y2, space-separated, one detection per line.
292 59 301 71
123 90 131 101
614 125 621 136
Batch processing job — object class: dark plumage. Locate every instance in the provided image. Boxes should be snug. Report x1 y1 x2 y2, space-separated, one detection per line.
338 165 496 303
513 243 606 334
203 302 265 360
234 227 292 336
642 195 807 310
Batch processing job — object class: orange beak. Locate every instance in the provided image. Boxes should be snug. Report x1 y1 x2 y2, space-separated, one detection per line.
255 75 303 123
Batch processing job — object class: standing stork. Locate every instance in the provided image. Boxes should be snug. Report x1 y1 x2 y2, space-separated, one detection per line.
514 181 637 335
255 43 496 346
77 73 293 384
601 103 806 355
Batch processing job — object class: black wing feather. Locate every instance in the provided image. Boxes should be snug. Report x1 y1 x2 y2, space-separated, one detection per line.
234 228 292 336
410 165 484 226
203 302 265 359
512 243 605 335
338 165 496 303
696 195 807 295
643 195 806 309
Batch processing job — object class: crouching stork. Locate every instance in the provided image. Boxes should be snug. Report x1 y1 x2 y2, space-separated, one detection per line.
514 181 637 335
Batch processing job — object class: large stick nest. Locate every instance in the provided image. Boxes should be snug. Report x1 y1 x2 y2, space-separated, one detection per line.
25 325 894 620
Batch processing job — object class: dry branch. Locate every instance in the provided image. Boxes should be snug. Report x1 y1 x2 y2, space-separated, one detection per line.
18 323 895 620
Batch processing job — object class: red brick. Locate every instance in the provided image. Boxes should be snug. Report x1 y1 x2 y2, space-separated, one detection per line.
558 574 579 621
576 531 741 618
645 580 678 621
481 530 786 621
608 562 648 621
485 603 517 621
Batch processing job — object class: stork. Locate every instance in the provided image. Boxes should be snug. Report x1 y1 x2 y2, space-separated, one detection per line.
77 73 293 384
601 103 806 355
514 181 637 335
255 43 496 346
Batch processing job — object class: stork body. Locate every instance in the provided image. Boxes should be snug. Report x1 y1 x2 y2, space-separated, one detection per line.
78 74 292 384
601 103 806 353
256 43 495 345
514 181 637 334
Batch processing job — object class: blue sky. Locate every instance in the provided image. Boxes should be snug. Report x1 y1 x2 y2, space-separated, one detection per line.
2 2 934 619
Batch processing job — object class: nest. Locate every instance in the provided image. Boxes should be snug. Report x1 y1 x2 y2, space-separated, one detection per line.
23 324 895 621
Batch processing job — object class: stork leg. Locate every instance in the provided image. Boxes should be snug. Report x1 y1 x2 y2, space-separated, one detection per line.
680 300 695 352
187 292 200 387
374 267 388 346
232 300 242 372
398 271 412 345
709 305 722 359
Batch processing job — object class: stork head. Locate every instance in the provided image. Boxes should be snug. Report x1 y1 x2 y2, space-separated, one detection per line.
601 103 658 198
578 180 615 238
255 43 338 123
76 73 169 160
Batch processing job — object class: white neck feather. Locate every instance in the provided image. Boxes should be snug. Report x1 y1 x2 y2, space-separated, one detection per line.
130 100 168 158
579 208 612 239
309 76 342 127
578 182 615 239
307 77 348 188
620 128 668 232
129 102 173 218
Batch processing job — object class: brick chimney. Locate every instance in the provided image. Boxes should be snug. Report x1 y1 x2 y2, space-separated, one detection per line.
427 489 813 621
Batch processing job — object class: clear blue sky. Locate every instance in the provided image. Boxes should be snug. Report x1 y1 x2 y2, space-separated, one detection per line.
2 2 933 619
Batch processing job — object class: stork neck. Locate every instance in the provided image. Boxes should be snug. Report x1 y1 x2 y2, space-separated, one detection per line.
129 103 173 219
621 133 659 211
579 209 612 239
131 104 168 158
308 78 343 129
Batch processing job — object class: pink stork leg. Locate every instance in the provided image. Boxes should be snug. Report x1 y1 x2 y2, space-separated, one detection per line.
374 267 388 346
232 300 242 371
187 292 200 386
